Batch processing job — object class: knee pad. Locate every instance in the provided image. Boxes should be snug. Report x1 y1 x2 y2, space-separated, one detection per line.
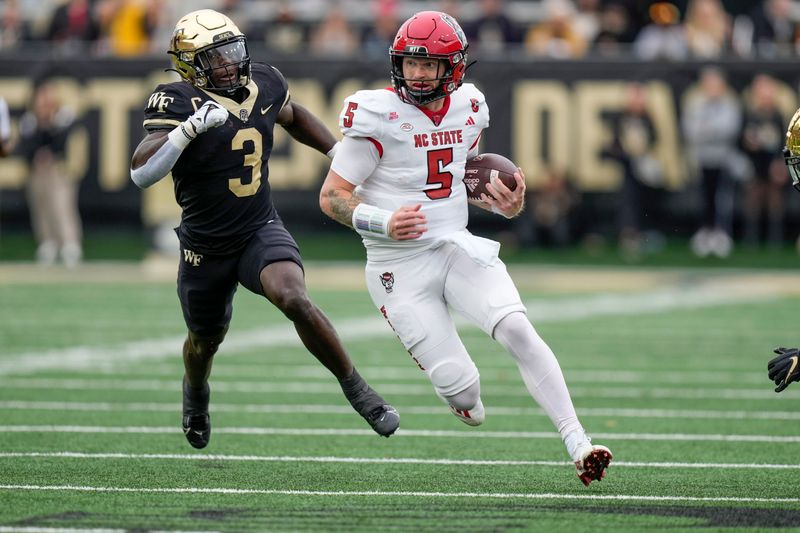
427 358 480 399
444 382 485 426
443 380 481 412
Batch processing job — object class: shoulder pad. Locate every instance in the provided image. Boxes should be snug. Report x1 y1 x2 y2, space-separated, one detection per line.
339 90 391 139
459 83 489 128
251 63 289 109
143 82 197 131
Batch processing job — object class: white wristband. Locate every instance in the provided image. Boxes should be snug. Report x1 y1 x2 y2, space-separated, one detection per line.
491 204 514 219
168 123 194 150
352 203 392 238
326 141 341 159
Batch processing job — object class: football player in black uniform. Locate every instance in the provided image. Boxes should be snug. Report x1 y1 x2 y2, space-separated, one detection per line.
770 109 800 392
130 9 399 448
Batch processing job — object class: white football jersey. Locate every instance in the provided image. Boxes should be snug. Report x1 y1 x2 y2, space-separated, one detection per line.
334 84 490 261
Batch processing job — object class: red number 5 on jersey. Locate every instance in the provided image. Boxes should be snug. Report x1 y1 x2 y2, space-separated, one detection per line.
425 148 454 200
343 101 358 128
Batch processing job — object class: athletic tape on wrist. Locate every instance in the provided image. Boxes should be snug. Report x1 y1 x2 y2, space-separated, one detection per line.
352 203 392 237
491 204 513 219
167 124 194 150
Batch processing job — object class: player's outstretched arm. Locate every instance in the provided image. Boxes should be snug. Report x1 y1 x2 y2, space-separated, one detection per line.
130 101 227 188
320 169 427 240
768 347 800 393
277 100 338 156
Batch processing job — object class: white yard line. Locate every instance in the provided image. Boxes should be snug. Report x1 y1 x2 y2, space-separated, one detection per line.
106 364 777 385
0 526 217 533
0 484 797 504
2 400 799 421
0 283 779 376
0 378 784 400
2 425 799 443
0 451 797 470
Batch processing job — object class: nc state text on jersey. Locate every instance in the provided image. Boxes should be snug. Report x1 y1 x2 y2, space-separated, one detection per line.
413 130 464 148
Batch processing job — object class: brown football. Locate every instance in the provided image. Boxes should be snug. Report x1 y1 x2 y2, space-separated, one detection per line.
463 153 518 201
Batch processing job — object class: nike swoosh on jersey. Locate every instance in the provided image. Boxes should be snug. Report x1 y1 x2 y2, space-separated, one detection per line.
261 104 273 115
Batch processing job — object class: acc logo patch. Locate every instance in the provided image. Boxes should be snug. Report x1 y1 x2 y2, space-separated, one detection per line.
380 272 395 293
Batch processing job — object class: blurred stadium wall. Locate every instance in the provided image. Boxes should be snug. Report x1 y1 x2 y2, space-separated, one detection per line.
0 56 798 241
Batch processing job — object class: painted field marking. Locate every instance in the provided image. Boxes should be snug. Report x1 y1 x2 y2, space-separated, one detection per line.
0 378 785 401
2 400 799 421
2 425 799 443
0 284 778 375
0 451 797 470
1 484 798 504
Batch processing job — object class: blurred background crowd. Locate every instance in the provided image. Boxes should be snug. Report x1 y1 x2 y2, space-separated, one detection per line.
2 0 800 60
2 0 800 267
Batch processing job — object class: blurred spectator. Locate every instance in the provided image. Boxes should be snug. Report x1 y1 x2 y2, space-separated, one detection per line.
252 0 306 55
308 6 358 57
525 0 587 58
682 68 742 258
0 96 11 157
437 0 462 19
462 0 522 55
734 0 795 58
0 97 9 243
17 80 83 267
1 0 31 49
602 82 664 258
740 73 788 247
45 0 100 55
633 2 688 60
573 0 601 44
684 0 731 58
592 2 637 56
362 0 398 59
521 166 579 248
95 0 158 56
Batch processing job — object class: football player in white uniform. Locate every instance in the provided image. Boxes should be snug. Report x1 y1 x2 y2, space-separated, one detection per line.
320 11 612 486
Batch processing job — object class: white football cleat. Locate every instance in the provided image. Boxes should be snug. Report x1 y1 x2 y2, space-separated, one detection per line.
564 429 612 486
449 399 485 426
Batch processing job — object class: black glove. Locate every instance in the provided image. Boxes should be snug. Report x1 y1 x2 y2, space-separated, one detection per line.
768 346 800 393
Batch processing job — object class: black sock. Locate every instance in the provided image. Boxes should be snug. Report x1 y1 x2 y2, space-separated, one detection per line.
338 368 365 394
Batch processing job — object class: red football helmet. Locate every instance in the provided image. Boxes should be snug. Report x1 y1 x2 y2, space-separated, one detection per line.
390 11 469 105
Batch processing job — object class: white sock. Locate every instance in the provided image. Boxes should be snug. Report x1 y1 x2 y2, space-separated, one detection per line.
493 312 583 439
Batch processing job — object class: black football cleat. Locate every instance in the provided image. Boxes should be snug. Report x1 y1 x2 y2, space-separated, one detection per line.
182 377 211 449
340 370 400 437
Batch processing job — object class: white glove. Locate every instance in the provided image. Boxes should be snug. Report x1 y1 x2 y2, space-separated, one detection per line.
184 101 228 137
169 101 228 149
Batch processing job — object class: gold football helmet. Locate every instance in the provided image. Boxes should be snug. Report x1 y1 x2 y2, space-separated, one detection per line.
168 9 250 93
784 106 800 192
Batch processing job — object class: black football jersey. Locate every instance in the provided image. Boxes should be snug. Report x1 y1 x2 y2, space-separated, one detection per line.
142 63 289 255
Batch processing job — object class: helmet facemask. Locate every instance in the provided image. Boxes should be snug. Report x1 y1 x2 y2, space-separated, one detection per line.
194 37 251 93
390 49 466 105
785 107 800 192
168 10 251 95
389 11 469 106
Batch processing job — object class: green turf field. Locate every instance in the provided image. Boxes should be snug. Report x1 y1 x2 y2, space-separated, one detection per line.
1 262 800 532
